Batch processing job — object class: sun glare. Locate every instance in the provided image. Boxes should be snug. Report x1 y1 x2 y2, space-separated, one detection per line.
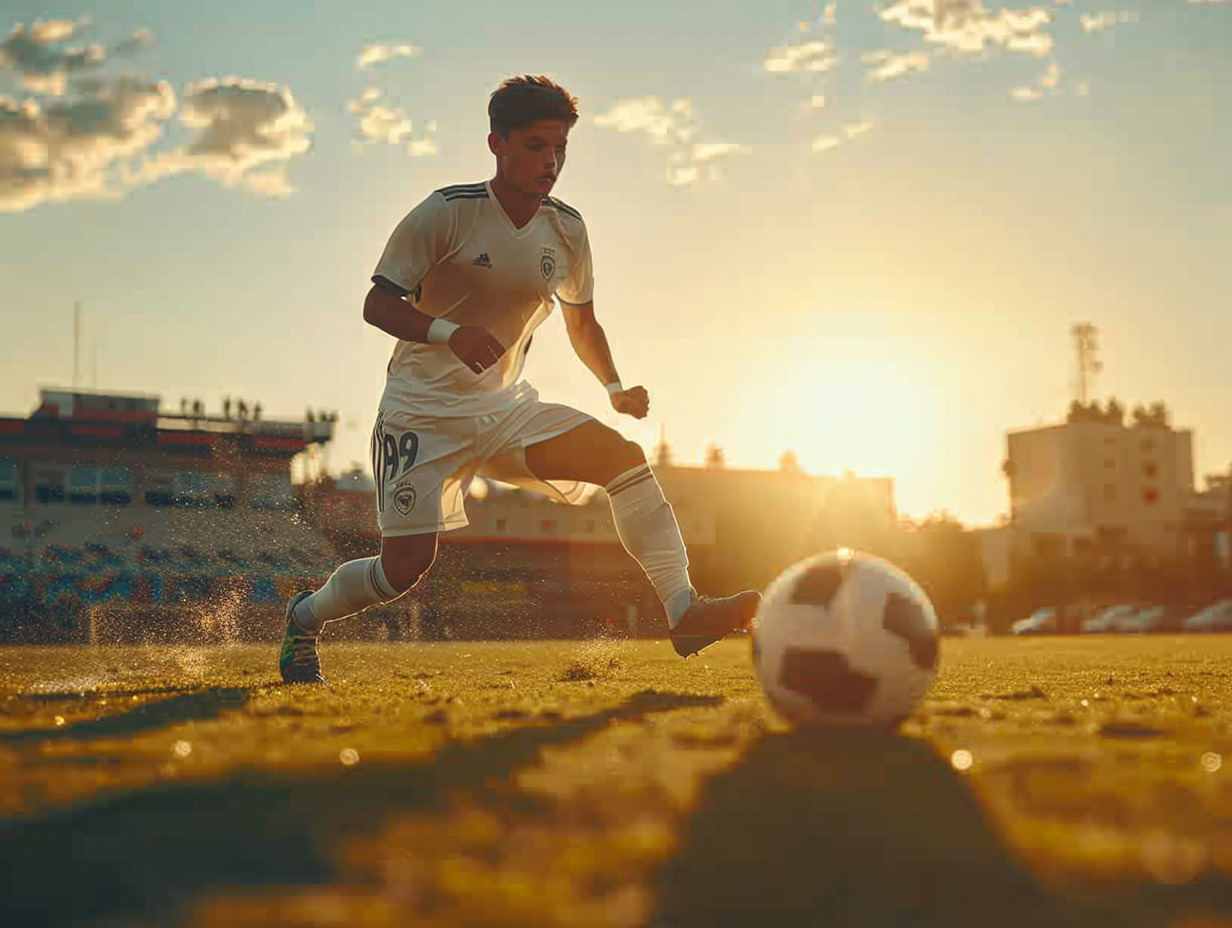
743 342 938 492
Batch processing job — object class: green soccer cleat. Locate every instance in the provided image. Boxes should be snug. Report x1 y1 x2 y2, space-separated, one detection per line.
669 590 762 658
279 590 325 684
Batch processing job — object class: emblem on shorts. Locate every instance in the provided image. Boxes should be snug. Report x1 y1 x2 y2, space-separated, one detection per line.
393 485 417 515
540 253 556 278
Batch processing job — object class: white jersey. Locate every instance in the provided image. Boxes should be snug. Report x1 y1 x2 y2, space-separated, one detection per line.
372 180 594 417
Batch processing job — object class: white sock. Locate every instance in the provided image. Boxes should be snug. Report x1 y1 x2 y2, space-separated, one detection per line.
294 556 401 634
606 464 694 628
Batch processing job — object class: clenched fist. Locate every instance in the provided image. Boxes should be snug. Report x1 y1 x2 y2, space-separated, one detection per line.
449 326 506 374
610 385 649 419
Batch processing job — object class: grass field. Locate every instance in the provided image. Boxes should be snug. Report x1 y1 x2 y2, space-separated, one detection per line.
4 634 1232 927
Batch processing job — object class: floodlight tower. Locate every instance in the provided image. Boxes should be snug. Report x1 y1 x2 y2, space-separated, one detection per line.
1072 322 1102 405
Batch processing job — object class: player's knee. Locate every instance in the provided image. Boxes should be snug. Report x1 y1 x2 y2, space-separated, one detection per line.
615 438 646 472
380 549 435 595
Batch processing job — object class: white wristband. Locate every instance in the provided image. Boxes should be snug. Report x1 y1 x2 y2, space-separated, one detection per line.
604 381 624 396
427 318 459 345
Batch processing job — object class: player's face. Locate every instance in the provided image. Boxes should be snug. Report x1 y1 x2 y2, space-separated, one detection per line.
490 120 569 198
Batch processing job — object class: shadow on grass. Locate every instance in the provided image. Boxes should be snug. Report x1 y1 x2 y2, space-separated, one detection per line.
654 729 1071 928
653 729 1232 928
0 688 251 744
0 688 721 927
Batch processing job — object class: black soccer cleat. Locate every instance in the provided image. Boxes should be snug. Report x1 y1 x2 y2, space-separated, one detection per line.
670 590 762 658
279 590 325 684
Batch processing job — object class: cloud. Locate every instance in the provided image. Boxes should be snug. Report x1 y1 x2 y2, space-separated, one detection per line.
689 141 747 163
593 96 697 145
666 164 701 187
349 88 411 143
1009 60 1061 100
810 120 874 156
112 28 155 58
863 49 933 82
1078 11 1140 32
0 21 155 97
355 43 421 71
347 86 437 155
0 75 175 212
880 0 1055 58
594 96 743 188
764 39 836 73
132 77 312 196
0 20 105 95
663 140 747 187
1 20 314 211
812 134 840 153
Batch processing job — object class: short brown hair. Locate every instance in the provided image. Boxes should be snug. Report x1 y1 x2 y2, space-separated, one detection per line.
489 75 579 136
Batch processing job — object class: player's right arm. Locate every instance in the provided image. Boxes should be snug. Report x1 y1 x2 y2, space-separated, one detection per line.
363 286 505 374
364 194 506 373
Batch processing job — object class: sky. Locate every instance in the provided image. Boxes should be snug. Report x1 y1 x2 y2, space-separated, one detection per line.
1 0 1229 527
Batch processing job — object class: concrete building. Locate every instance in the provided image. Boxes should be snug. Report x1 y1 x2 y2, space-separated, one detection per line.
1002 403 1194 560
987 401 1231 598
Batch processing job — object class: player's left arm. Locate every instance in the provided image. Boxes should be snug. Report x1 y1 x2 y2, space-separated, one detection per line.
560 301 649 419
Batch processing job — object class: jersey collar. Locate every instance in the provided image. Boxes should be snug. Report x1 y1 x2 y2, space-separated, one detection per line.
486 180 542 237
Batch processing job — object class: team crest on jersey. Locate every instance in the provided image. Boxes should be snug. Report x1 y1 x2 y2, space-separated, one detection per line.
540 253 556 279
473 253 493 269
393 484 417 515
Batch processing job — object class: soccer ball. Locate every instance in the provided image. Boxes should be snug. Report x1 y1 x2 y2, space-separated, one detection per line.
752 549 939 727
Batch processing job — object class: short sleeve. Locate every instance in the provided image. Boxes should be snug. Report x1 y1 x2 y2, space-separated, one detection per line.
372 193 454 296
555 224 594 306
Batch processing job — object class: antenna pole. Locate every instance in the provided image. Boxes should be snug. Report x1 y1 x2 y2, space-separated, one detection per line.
1071 322 1102 405
73 302 81 388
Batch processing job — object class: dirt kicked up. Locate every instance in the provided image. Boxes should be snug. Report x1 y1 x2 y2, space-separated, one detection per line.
3 635 1232 927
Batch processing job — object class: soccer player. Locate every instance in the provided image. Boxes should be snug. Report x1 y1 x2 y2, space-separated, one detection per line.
280 75 761 684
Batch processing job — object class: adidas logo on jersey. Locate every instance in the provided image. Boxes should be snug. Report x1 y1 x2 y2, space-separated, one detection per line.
472 252 493 268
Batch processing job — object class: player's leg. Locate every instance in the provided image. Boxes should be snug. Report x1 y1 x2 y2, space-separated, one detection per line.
292 532 437 633
523 417 645 486
279 533 437 684
524 419 761 657
280 411 466 684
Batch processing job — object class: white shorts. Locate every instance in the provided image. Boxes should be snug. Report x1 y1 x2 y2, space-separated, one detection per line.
370 387 594 537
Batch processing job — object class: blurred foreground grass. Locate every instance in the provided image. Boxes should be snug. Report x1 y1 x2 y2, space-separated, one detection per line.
2 635 1232 927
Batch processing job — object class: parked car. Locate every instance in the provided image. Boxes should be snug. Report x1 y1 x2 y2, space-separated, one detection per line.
1183 599 1232 633
1118 605 1164 633
1011 607 1057 635
1082 604 1137 634
1119 604 1190 634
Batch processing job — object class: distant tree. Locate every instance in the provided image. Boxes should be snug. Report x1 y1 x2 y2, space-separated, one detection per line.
703 444 726 469
916 510 965 532
1104 397 1125 426
778 450 802 474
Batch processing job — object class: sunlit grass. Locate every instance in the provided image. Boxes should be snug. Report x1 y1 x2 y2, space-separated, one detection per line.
3 636 1232 926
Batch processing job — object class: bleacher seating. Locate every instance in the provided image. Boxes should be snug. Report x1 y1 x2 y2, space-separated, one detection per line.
0 502 338 611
